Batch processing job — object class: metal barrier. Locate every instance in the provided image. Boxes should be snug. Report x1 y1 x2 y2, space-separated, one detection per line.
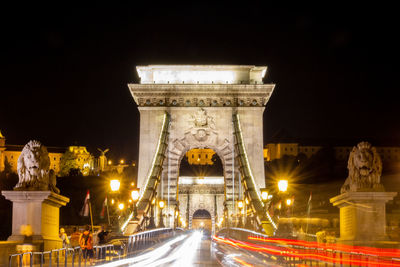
9 245 116 267
126 228 176 256
8 228 179 267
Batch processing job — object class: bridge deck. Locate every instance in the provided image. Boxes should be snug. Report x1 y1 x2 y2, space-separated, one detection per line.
191 239 219 267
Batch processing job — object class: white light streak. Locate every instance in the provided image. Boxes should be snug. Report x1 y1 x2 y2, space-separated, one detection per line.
96 234 186 267
96 231 202 267
121 212 133 232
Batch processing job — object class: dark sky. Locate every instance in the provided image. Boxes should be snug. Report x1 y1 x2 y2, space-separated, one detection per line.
1 3 399 161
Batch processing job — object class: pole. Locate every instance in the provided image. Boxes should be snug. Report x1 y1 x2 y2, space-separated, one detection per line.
89 201 94 233
106 198 111 226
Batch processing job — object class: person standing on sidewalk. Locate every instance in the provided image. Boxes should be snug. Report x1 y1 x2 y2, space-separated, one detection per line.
79 225 94 265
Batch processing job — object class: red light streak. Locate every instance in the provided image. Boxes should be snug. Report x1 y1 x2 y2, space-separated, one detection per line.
248 236 400 258
213 235 400 267
233 257 253 267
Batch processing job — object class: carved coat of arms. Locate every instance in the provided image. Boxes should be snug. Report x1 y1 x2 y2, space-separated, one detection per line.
187 108 216 142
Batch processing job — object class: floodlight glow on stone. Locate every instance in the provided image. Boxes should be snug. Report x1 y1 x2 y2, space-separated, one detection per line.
136 65 267 84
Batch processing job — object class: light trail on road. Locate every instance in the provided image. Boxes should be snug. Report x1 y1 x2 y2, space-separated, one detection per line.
96 231 203 267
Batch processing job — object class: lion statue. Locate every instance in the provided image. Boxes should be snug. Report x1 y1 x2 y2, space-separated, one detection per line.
14 140 60 193
340 141 384 193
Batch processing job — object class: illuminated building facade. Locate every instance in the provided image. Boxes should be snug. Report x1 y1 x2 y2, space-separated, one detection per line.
67 146 94 175
0 131 96 176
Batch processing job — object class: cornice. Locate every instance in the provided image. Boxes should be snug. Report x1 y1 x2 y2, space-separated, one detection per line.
128 83 275 107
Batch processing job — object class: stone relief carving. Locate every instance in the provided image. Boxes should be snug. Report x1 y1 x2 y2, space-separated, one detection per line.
341 142 384 193
14 140 60 193
186 108 216 142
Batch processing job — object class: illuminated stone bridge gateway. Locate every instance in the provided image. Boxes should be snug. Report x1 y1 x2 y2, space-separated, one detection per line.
128 65 275 232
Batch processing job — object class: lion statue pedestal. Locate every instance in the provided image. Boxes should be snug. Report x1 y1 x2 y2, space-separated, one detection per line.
330 142 397 244
2 191 69 251
1 140 69 251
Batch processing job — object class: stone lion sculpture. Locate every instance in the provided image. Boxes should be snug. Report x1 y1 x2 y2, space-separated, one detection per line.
14 140 60 193
340 141 384 193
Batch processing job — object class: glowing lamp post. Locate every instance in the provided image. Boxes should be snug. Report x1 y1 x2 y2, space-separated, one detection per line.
131 188 140 221
237 200 244 228
147 198 156 229
223 204 229 228
109 179 121 231
278 180 288 192
174 206 179 229
110 179 121 192
158 199 165 228
260 188 269 220
261 189 269 202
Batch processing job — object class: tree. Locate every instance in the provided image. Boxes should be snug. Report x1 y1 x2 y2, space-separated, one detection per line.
3 156 13 174
59 150 80 177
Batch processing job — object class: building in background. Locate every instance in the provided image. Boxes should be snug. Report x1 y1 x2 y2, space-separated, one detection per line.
0 130 98 176
0 131 64 173
67 146 94 175
264 142 400 164
186 148 215 165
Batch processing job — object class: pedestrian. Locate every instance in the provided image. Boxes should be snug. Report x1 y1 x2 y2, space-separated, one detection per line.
97 225 109 245
79 225 94 265
97 225 109 260
70 227 81 248
59 228 70 248
93 227 101 247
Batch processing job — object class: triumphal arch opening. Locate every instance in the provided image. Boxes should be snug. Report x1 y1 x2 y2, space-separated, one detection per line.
128 65 275 232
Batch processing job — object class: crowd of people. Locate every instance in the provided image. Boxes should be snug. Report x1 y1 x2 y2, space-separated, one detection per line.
59 225 110 265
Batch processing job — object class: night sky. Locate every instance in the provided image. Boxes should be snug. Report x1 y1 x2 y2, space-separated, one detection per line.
1 3 399 162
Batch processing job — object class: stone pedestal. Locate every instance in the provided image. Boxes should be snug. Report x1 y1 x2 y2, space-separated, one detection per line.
1 191 69 251
330 192 397 243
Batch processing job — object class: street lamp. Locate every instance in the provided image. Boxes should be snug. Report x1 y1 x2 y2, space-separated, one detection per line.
131 188 140 221
223 204 229 228
174 206 179 229
278 180 288 192
147 198 156 229
237 200 244 228
261 188 269 202
109 179 121 231
260 188 269 220
110 179 121 192
158 199 165 228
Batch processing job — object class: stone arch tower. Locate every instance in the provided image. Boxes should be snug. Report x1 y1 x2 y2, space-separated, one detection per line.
128 65 275 225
